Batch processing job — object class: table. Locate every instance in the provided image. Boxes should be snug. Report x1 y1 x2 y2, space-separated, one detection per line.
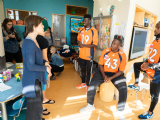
0 65 23 120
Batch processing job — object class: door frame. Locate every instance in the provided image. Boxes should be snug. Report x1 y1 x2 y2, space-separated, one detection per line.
52 13 66 38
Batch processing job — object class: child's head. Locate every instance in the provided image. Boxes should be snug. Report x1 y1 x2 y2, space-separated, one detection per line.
50 46 56 55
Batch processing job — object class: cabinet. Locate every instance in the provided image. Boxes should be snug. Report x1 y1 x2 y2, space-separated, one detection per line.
66 5 88 17
133 5 157 54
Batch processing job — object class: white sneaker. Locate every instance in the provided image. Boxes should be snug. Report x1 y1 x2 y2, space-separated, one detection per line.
117 111 126 120
79 104 95 113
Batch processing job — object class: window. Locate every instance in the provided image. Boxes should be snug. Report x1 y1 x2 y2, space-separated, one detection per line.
15 11 19 21
6 9 37 25
7 10 14 19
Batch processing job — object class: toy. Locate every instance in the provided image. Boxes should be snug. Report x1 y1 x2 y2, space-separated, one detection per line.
15 72 22 82
15 63 23 69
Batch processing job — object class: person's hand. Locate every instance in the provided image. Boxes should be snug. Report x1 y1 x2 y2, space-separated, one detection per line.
105 77 113 83
103 75 108 82
8 33 15 38
45 62 51 69
141 62 149 71
78 42 84 48
46 66 52 77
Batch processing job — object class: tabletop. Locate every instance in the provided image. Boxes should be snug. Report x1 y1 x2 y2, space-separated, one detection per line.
0 65 22 103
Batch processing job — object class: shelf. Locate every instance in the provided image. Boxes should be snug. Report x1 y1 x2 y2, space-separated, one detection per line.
134 11 145 25
6 8 37 22
133 25 148 29
66 5 88 17
13 25 25 26
66 14 84 17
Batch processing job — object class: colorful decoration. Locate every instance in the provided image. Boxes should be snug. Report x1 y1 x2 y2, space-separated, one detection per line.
7 10 12 19
71 18 84 33
110 5 115 15
15 63 23 69
17 19 23 25
100 39 103 48
98 12 103 17
71 8 75 14
103 44 106 49
12 19 16 25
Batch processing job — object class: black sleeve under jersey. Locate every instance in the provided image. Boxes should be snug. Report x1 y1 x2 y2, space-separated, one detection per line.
36 35 49 50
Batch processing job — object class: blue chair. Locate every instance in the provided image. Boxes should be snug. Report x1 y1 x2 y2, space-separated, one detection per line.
6 96 27 120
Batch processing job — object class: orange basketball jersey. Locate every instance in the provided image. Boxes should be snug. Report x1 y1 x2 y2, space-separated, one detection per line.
77 27 98 60
99 48 126 73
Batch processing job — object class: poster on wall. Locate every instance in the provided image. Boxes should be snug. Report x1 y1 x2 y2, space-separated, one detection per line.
99 17 111 50
71 18 84 33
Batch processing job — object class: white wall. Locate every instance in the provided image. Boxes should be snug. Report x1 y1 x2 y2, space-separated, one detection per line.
93 0 130 62
0 0 5 57
93 0 160 63
0 0 5 23
136 0 160 21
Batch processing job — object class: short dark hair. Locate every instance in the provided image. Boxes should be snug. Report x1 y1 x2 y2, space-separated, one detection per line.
84 14 91 20
24 15 43 33
115 38 123 47
114 35 124 47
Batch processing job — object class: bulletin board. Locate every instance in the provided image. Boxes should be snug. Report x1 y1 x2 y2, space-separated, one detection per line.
93 16 113 50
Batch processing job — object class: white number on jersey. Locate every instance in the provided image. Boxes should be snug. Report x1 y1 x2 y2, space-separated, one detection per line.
149 48 157 63
82 35 89 44
105 58 118 69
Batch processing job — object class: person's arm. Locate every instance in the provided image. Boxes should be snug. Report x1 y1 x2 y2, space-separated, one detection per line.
78 29 98 48
141 62 160 71
99 65 108 81
106 52 126 83
3 33 15 42
98 50 109 81
105 71 123 83
42 48 49 62
42 48 52 71
78 43 96 48
26 45 47 72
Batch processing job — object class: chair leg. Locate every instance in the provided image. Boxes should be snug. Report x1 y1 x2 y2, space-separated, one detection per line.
128 89 132 95
136 91 138 108
131 89 134 95
142 89 145 102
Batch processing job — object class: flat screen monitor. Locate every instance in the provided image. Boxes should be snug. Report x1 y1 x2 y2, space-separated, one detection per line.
129 27 148 60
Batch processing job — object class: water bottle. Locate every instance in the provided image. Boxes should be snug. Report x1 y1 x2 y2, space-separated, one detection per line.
3 71 7 82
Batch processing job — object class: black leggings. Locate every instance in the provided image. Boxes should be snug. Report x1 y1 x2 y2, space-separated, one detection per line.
50 64 64 76
5 50 22 63
149 82 160 112
25 79 43 120
133 62 145 84
133 62 160 112
79 58 93 86
87 69 127 111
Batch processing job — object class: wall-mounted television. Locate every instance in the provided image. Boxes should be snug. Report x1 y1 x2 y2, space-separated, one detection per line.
71 18 84 33
129 27 148 60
